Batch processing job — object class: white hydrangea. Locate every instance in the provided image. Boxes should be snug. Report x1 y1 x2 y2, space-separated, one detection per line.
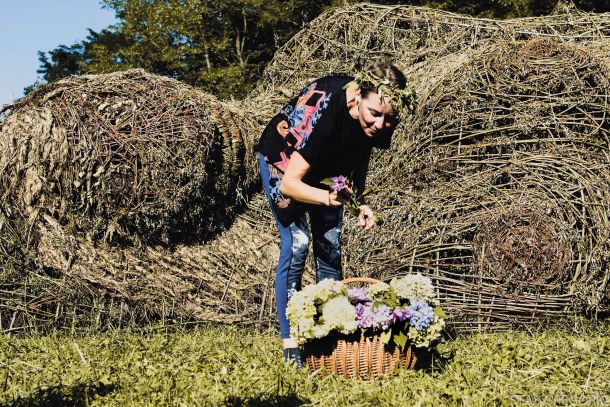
286 279 349 343
390 273 435 303
286 289 318 343
312 323 331 339
367 281 393 301
321 296 358 335
315 278 346 303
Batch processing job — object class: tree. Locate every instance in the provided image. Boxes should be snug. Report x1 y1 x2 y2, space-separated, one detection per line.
36 44 84 84
33 28 130 86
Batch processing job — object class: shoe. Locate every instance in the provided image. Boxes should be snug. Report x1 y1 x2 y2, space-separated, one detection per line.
282 347 303 369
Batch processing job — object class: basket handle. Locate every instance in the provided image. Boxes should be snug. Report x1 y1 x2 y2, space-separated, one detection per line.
341 277 382 285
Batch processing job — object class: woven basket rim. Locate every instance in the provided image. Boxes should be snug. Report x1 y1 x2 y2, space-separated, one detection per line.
341 277 383 285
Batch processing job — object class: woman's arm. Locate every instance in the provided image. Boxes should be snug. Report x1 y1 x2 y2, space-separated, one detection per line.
280 151 342 207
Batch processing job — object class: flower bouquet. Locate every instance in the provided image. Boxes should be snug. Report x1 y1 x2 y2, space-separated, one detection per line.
286 274 447 379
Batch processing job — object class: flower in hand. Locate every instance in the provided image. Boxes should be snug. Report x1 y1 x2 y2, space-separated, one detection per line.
331 175 349 193
324 175 352 208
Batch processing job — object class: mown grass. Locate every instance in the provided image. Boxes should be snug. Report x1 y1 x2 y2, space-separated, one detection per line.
1 321 609 406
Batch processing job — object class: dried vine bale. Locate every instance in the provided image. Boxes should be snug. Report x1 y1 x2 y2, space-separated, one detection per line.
0 193 280 332
251 3 610 121
0 69 266 331
473 208 573 288
0 69 258 246
338 37 610 327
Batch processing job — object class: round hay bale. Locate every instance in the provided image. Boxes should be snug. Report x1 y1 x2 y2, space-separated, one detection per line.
340 37 610 326
0 69 259 246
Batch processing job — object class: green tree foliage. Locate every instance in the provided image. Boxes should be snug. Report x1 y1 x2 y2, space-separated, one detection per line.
32 0 610 98
37 44 83 84
33 28 130 83
35 0 336 98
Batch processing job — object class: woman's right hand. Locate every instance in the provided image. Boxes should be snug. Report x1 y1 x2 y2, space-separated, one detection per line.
328 191 343 207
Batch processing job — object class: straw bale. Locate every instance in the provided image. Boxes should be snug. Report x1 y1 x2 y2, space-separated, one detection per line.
0 69 258 247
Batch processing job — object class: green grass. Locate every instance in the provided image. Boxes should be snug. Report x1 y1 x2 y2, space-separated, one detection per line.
1 322 609 406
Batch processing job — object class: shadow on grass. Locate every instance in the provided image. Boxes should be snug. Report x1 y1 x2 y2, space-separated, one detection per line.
414 347 455 373
225 392 309 406
3 381 116 407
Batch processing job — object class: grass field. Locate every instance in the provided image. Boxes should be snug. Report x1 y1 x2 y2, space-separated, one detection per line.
1 321 609 406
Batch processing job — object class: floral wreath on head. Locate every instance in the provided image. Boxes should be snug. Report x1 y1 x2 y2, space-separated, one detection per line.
343 69 417 116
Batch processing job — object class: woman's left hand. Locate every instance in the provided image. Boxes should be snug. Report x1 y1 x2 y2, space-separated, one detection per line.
358 205 375 231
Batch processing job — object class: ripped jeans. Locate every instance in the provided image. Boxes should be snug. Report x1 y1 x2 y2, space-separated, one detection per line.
258 153 343 339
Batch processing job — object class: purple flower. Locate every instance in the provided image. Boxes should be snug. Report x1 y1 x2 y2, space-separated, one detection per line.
356 302 398 331
407 300 434 331
355 302 374 329
331 175 348 192
392 307 410 323
372 304 395 331
348 286 368 302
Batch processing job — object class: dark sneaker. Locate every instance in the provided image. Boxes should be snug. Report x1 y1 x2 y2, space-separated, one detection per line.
282 348 303 369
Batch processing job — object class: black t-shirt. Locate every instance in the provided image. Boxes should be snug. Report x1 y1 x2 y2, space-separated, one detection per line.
257 75 391 225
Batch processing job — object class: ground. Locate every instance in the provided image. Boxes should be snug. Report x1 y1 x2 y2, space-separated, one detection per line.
1 321 608 406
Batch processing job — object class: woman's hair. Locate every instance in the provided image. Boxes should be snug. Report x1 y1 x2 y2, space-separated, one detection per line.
347 61 415 116
359 62 407 97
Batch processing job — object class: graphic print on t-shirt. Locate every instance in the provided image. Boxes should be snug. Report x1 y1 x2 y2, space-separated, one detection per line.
262 81 333 217
269 82 331 172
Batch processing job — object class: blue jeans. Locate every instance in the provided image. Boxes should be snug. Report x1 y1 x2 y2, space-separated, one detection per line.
258 153 343 339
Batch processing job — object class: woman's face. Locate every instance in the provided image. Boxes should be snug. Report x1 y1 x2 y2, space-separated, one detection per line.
358 90 399 139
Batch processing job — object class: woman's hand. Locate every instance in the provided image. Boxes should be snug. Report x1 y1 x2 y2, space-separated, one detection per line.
328 191 343 207
358 205 375 231
328 185 354 207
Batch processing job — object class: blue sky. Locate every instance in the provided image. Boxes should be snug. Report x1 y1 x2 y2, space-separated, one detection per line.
0 0 118 107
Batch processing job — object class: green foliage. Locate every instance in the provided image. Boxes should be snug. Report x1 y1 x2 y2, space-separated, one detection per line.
81 29 133 74
379 328 392 345
434 306 448 320
35 29 130 82
394 328 408 349
1 323 609 405
36 44 83 83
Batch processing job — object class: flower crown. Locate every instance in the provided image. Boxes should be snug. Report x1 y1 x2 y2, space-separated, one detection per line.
344 70 417 115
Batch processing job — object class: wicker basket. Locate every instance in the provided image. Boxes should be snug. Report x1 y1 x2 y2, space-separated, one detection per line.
302 277 419 380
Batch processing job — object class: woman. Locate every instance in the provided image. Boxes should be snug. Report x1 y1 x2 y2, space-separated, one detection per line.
257 62 415 367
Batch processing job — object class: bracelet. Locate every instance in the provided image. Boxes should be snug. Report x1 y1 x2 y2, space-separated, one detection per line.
327 191 331 206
